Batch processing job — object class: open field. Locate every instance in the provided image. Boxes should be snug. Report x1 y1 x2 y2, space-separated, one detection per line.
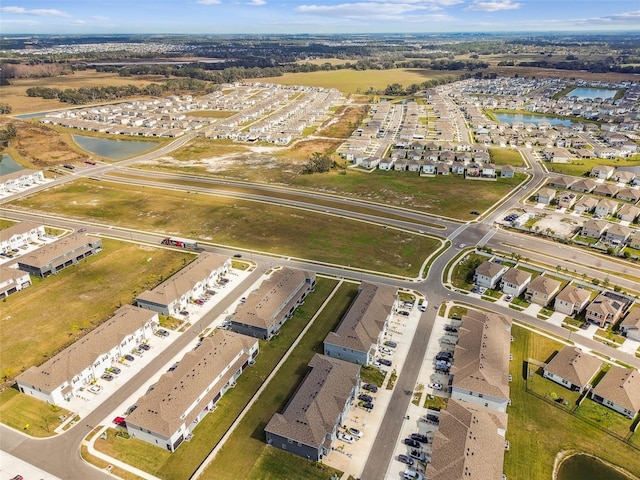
0 388 72 437
504 325 640 480
0 71 168 114
546 156 640 177
0 238 192 379
95 278 341 480
254 69 456 94
11 179 441 276
200 281 359 479
489 148 525 166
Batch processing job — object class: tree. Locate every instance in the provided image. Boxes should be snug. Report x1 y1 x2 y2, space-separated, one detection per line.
302 152 333 174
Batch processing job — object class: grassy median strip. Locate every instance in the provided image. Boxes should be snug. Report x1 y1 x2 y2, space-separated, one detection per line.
0 238 193 378
94 278 341 480
504 325 640 480
200 281 359 480
12 179 439 277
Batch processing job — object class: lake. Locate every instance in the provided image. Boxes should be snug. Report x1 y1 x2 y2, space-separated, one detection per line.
566 87 618 100
494 113 573 127
556 454 637 480
72 135 159 160
0 153 25 176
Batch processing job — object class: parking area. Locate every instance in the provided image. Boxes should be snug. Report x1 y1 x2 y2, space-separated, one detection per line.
0 233 60 266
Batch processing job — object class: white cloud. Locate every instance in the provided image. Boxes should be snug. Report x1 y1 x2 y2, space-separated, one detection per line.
465 0 521 12
248 0 266 4
296 1 453 19
577 10 640 26
0 6 71 17
197 0 222 4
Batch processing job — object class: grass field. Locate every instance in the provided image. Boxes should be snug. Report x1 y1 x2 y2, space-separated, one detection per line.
0 238 192 378
254 69 456 94
11 179 441 276
546 156 640 178
94 278 341 480
505 325 640 480
200 281 359 479
489 148 525 166
0 388 71 437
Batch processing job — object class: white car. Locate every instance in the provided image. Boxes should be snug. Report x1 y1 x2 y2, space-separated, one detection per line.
380 347 393 355
348 427 363 438
428 382 443 391
458 243 466 249
338 432 354 444
88 385 102 394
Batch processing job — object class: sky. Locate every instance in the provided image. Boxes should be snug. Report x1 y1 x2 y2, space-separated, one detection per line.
1 1 639 35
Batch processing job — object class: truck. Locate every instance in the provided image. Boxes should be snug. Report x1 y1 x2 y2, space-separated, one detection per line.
161 237 203 251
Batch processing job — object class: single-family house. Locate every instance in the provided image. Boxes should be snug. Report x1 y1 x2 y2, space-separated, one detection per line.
548 176 576 189
620 309 640 342
378 158 394 171
617 204 640 223
631 234 640 250
229 268 315 340
474 261 509 289
0 266 31 298
323 282 397 366
557 192 577 209
616 187 640 204
590 366 640 419
570 179 597 193
605 224 631 245
525 275 561 306
543 346 602 393
136 253 231 316
590 165 615 180
573 196 599 215
17 233 103 278
554 285 591 316
393 159 407 171
500 165 515 178
0 221 46 254
265 354 360 461
594 199 618 217
536 188 556 205
17 305 157 405
585 292 627 328
500 267 531 296
450 310 512 412
613 171 636 184
581 219 608 239
593 183 619 198
126 330 259 451
421 161 437 175
426 400 508 480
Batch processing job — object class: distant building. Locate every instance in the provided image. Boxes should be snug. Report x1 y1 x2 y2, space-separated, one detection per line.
126 330 258 452
229 268 315 340
265 354 360 461
543 346 602 393
0 169 45 194
0 221 46 254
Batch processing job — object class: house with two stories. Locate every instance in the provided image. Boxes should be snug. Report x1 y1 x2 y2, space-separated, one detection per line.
594 199 619 218
554 285 591 316
617 204 640 223
136 253 231 316
573 196 599 215
590 366 640 419
543 346 602 393
557 192 577 209
620 309 640 342
0 221 46 254
590 165 615 180
229 268 315 340
0 169 45 194
126 330 258 452
450 310 512 413
265 354 360 461
474 260 509 289
605 224 632 245
17 305 157 405
581 219 608 239
536 188 556 205
323 282 397 366
0 266 31 299
585 292 628 328
500 267 531 297
525 275 561 307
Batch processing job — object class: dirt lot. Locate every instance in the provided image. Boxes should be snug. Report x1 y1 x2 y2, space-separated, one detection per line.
530 210 584 238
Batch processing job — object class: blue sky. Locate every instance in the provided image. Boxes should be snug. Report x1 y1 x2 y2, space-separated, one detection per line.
1 1 639 34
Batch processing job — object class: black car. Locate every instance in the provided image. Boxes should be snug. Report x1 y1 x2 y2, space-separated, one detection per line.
362 402 374 409
384 340 398 348
363 383 378 393
444 325 458 332
110 367 121 375
124 354 135 362
378 358 392 367
403 438 420 448
436 352 452 361
410 433 429 443
233 253 242 258
358 394 373 402
426 414 440 424
398 454 414 466
470 210 480 215
435 367 450 374
139 343 151 351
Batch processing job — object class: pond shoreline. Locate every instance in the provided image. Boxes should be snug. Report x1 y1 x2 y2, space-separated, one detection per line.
553 450 639 480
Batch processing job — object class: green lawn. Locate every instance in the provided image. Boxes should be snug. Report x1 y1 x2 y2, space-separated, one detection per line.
11 179 439 277
200 281 359 480
505 325 640 480
94 278 341 480
0 238 193 378
547 156 640 178
450 253 485 290
245 448 341 480
489 148 525 166
0 218 17 230
0 388 72 437
575 399 635 439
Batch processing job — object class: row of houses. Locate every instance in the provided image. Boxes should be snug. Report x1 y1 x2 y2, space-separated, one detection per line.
0 169 46 194
580 219 640 249
545 176 640 204
543 346 640 419
474 260 635 328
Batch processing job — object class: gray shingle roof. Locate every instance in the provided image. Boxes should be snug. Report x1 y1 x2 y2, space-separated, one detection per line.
544 346 602 389
592 366 640 413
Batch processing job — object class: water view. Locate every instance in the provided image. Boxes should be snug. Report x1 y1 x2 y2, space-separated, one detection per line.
14 112 50 120
494 113 573 127
72 135 159 160
556 454 637 480
567 87 618 100
0 153 25 176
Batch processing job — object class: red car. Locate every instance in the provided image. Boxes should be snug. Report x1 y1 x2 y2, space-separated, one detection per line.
113 416 126 427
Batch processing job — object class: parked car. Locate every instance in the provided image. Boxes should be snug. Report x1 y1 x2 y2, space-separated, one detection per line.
444 325 458 332
88 385 102 394
110 367 121 375
403 438 420 448
505 294 513 302
113 416 126 426
101 373 114 381
418 304 427 312
410 433 429 443
457 243 466 249
363 384 378 393
139 343 151 351
398 454 415 466
428 382 443 391
435 352 452 361
157 329 170 337
348 427 363 438
426 414 440 424
124 354 135 362
410 449 426 462
362 402 374 409
337 432 354 444
379 347 393 355
373 361 384 369
358 394 373 403
398 311 410 317
384 340 398 348
403 469 423 480
378 358 392 367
